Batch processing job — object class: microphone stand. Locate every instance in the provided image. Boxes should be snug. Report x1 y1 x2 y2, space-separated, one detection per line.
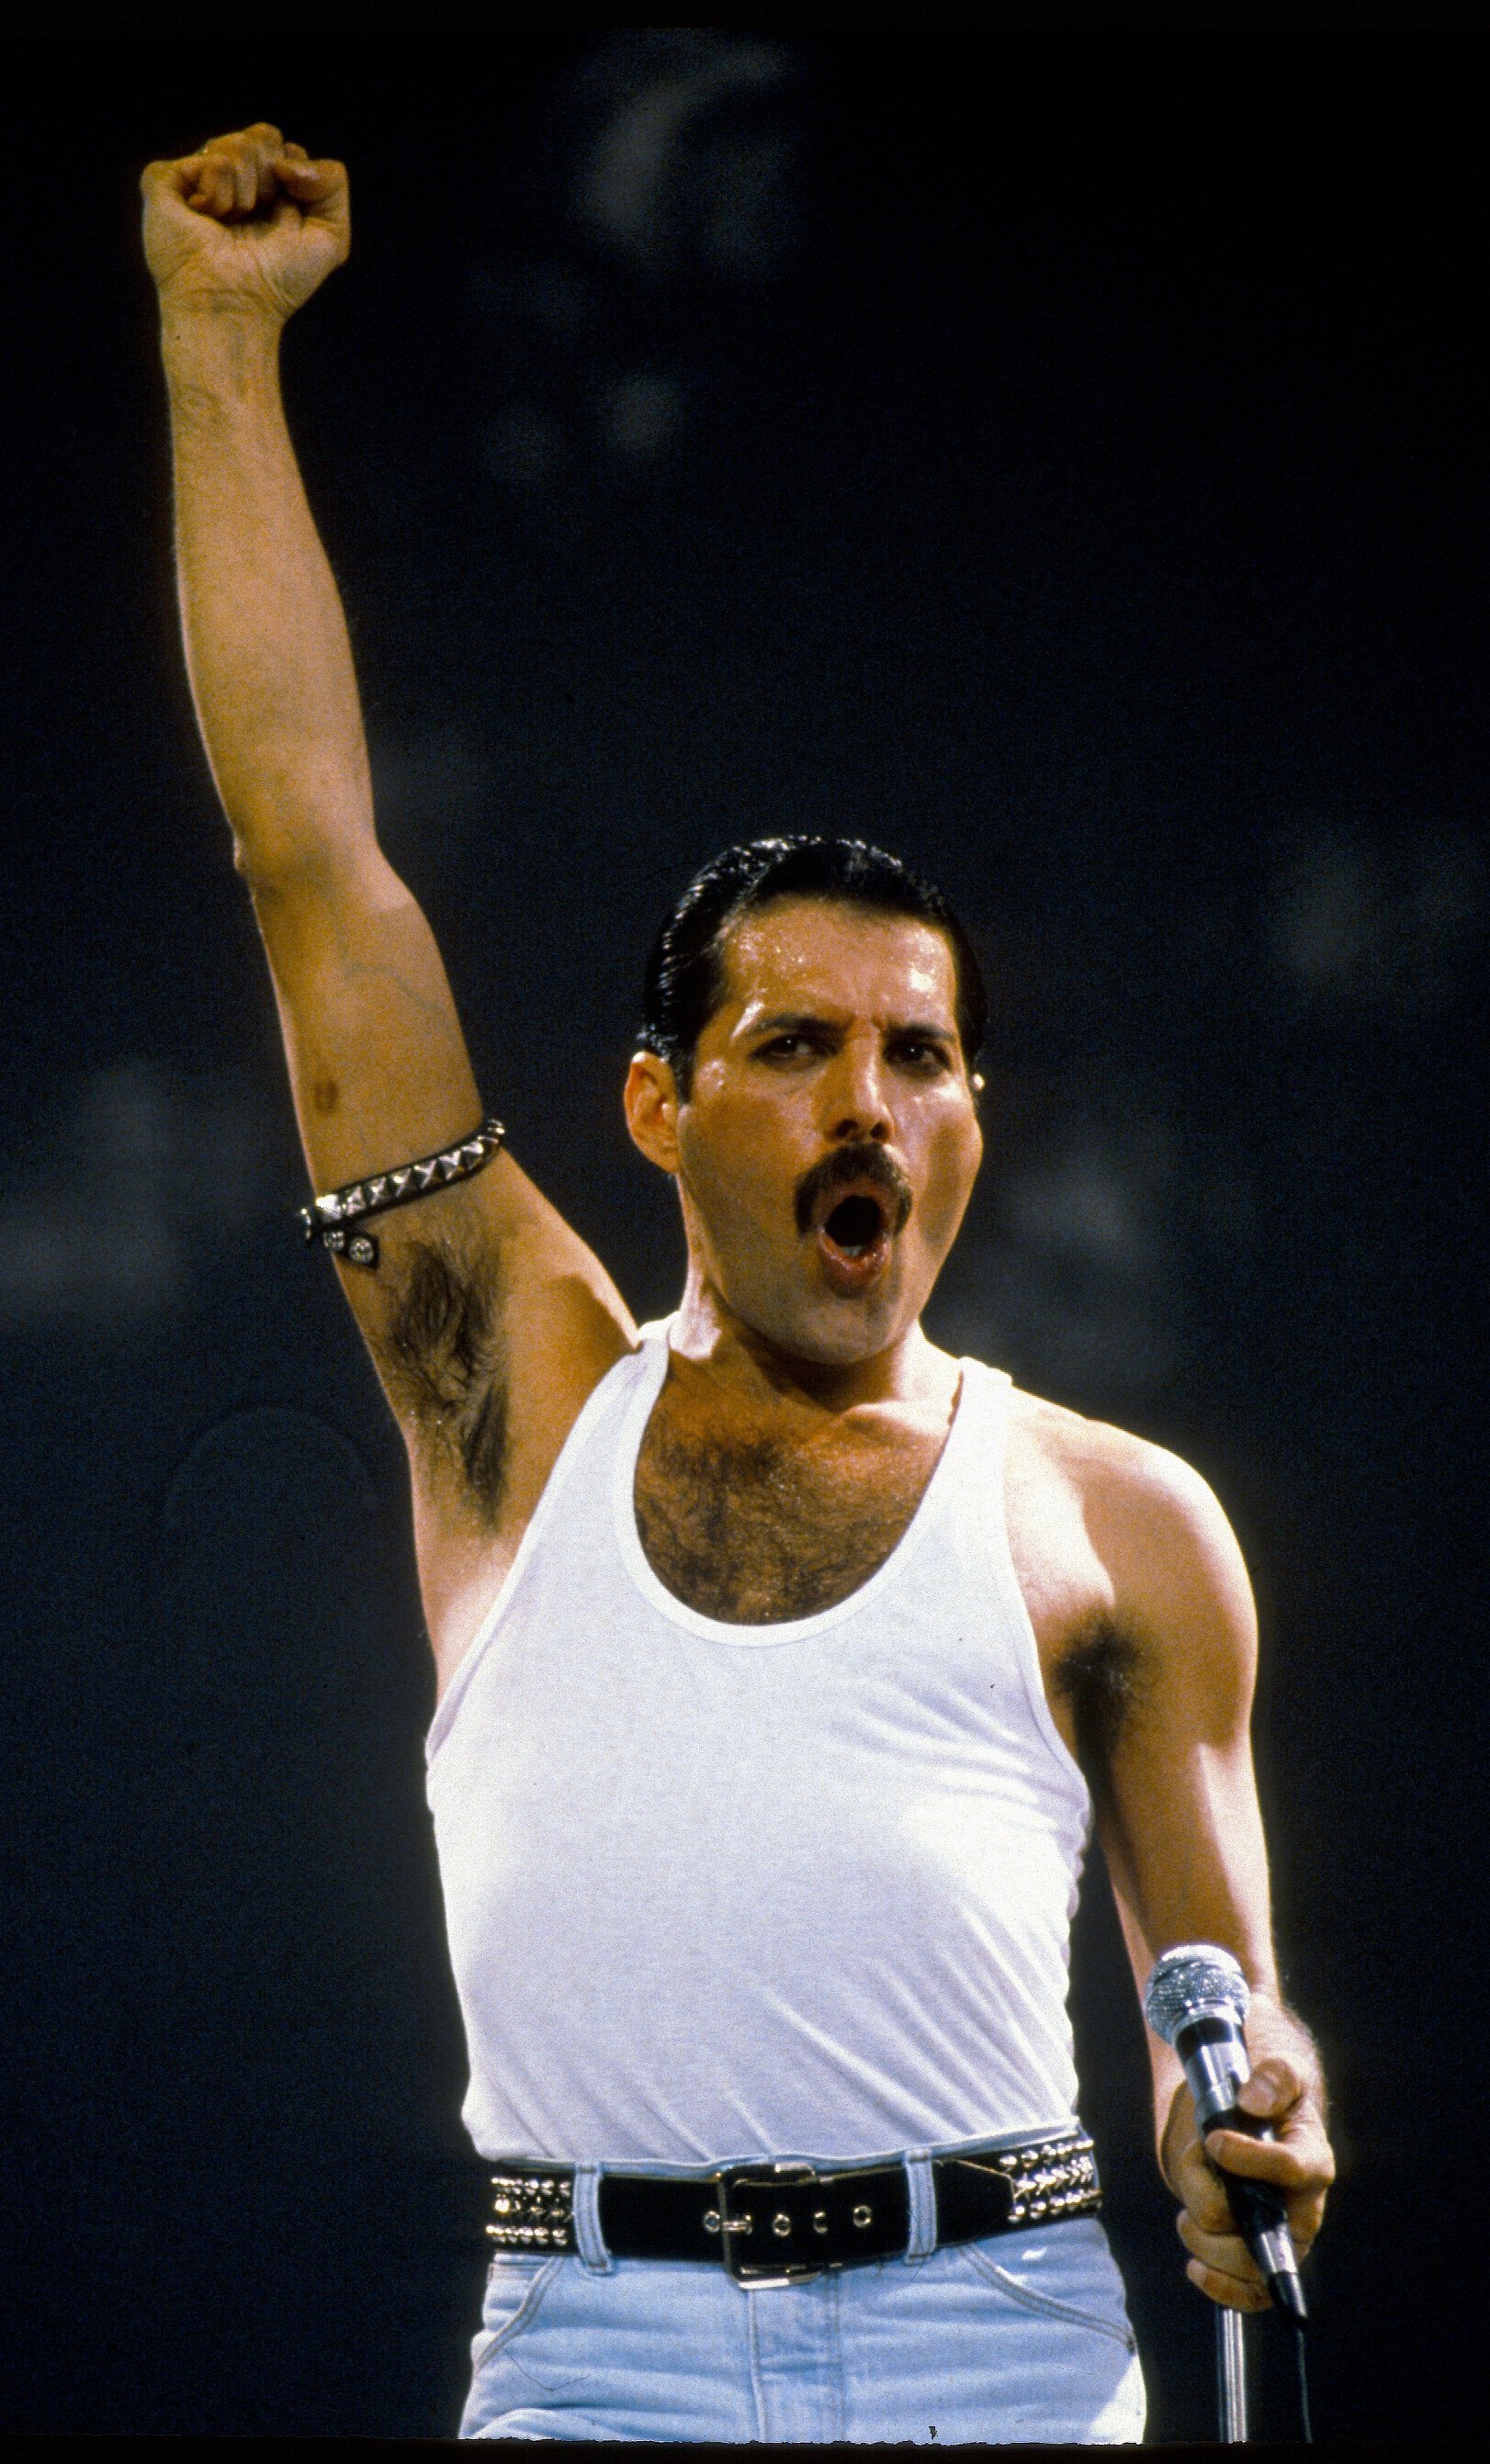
1217 2307 1247 2443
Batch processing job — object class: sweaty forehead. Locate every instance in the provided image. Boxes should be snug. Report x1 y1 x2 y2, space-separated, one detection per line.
715 898 959 1025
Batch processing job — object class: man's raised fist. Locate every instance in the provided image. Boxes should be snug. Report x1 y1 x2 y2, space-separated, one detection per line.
141 123 349 321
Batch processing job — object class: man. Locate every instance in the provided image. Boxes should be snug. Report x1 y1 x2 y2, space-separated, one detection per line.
141 124 1334 2445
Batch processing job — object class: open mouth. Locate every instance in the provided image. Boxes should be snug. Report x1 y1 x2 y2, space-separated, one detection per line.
821 1193 886 1259
794 1144 912 1300
813 1185 896 1295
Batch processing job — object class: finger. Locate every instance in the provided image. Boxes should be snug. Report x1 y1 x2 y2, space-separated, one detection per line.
1175 2171 1244 2240
243 123 290 205
1236 2059 1305 2120
1177 2208 1263 2286
276 155 335 199
1168 2140 1244 2236
188 157 230 218
290 155 348 217
280 156 351 253
1206 2167 1328 2265
1186 2257 1272 2313
1204 2125 1333 2190
141 155 203 206
231 149 260 215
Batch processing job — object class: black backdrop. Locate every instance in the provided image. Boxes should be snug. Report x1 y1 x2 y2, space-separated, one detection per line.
1 36 1484 2444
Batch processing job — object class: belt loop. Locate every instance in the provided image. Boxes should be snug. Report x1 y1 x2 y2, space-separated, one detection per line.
571 2164 615 2274
904 2151 937 2259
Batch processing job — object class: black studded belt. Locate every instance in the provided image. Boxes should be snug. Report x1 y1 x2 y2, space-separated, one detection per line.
485 2129 1100 2286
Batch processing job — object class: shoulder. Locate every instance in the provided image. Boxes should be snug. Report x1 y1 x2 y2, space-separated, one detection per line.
1006 1384 1257 1671
1007 1385 1233 1543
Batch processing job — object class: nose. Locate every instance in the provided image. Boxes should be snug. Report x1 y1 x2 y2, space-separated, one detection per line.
824 1032 891 1146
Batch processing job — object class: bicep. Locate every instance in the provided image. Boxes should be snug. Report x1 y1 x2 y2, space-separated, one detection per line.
1090 1458 1278 1992
247 849 637 1501
249 843 483 1188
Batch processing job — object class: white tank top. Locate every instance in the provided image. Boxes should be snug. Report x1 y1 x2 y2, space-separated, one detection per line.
425 1320 1092 2166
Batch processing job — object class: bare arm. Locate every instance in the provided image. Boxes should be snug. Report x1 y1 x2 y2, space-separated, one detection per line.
142 127 634 1674
154 161 369 882
145 128 487 1176
1087 1447 1334 2311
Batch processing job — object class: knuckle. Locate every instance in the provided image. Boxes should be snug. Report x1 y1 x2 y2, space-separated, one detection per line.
1250 2058 1292 2092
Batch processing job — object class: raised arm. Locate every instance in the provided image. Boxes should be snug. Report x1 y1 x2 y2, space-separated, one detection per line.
1083 1443 1335 2312
142 125 635 1680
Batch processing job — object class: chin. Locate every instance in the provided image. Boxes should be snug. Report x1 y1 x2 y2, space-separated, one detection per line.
734 1280 911 1367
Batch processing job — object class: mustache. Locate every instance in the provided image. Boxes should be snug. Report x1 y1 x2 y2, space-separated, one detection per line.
794 1142 914 1239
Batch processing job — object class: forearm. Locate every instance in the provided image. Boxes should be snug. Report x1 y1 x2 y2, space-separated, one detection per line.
162 302 375 879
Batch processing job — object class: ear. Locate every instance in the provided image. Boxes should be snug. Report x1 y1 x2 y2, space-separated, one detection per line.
625 1050 683 1174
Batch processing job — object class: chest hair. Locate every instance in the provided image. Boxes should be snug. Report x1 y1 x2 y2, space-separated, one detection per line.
635 1401 949 1625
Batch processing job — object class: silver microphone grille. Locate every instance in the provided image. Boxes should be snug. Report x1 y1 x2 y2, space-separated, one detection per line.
1144 1943 1250 2045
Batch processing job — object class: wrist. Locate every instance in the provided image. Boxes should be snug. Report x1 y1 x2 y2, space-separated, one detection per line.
160 297 283 402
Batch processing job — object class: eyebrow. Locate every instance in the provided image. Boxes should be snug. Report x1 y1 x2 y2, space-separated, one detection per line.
748 1010 956 1042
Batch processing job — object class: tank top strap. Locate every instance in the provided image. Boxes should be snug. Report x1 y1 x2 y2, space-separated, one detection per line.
955 1357 1089 1804
935 1354 1011 1515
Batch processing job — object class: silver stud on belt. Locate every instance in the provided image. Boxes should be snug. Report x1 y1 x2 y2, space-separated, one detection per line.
997 2133 1100 2225
487 2169 576 2251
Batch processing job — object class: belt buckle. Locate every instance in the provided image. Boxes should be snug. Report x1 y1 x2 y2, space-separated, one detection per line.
711 2159 828 2286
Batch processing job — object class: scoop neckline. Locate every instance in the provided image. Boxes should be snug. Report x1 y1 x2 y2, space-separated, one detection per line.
612 1323 984 1648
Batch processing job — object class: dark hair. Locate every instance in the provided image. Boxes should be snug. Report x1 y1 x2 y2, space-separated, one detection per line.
638 836 988 1097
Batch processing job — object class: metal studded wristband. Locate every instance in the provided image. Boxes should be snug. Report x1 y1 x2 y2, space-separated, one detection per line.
298 1117 506 1270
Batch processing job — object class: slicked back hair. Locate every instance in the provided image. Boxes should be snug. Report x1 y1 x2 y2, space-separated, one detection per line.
638 837 988 1098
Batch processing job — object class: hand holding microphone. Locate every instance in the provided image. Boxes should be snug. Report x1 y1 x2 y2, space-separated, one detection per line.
1146 1945 1330 2326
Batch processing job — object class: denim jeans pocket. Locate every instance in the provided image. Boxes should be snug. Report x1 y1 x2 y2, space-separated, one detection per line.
954 2229 1137 2352
471 2252 573 2383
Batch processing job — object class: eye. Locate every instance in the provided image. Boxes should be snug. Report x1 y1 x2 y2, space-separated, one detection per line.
756 1031 824 1063
891 1036 953 1073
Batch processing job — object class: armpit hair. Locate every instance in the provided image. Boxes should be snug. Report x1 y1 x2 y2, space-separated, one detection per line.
1053 1615 1149 1783
378 1232 509 1522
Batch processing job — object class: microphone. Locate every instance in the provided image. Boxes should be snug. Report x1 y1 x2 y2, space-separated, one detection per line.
1145 1943 1307 2326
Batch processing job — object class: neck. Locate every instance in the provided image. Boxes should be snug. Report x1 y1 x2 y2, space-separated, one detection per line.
670 1261 945 1415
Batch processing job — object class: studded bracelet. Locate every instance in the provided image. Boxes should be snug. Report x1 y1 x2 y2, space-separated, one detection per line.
297 1117 506 1271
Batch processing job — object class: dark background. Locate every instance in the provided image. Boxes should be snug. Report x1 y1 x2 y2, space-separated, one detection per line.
1 34 1484 2444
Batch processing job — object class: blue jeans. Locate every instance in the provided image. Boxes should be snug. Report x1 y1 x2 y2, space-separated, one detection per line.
459 2169 1146 2445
